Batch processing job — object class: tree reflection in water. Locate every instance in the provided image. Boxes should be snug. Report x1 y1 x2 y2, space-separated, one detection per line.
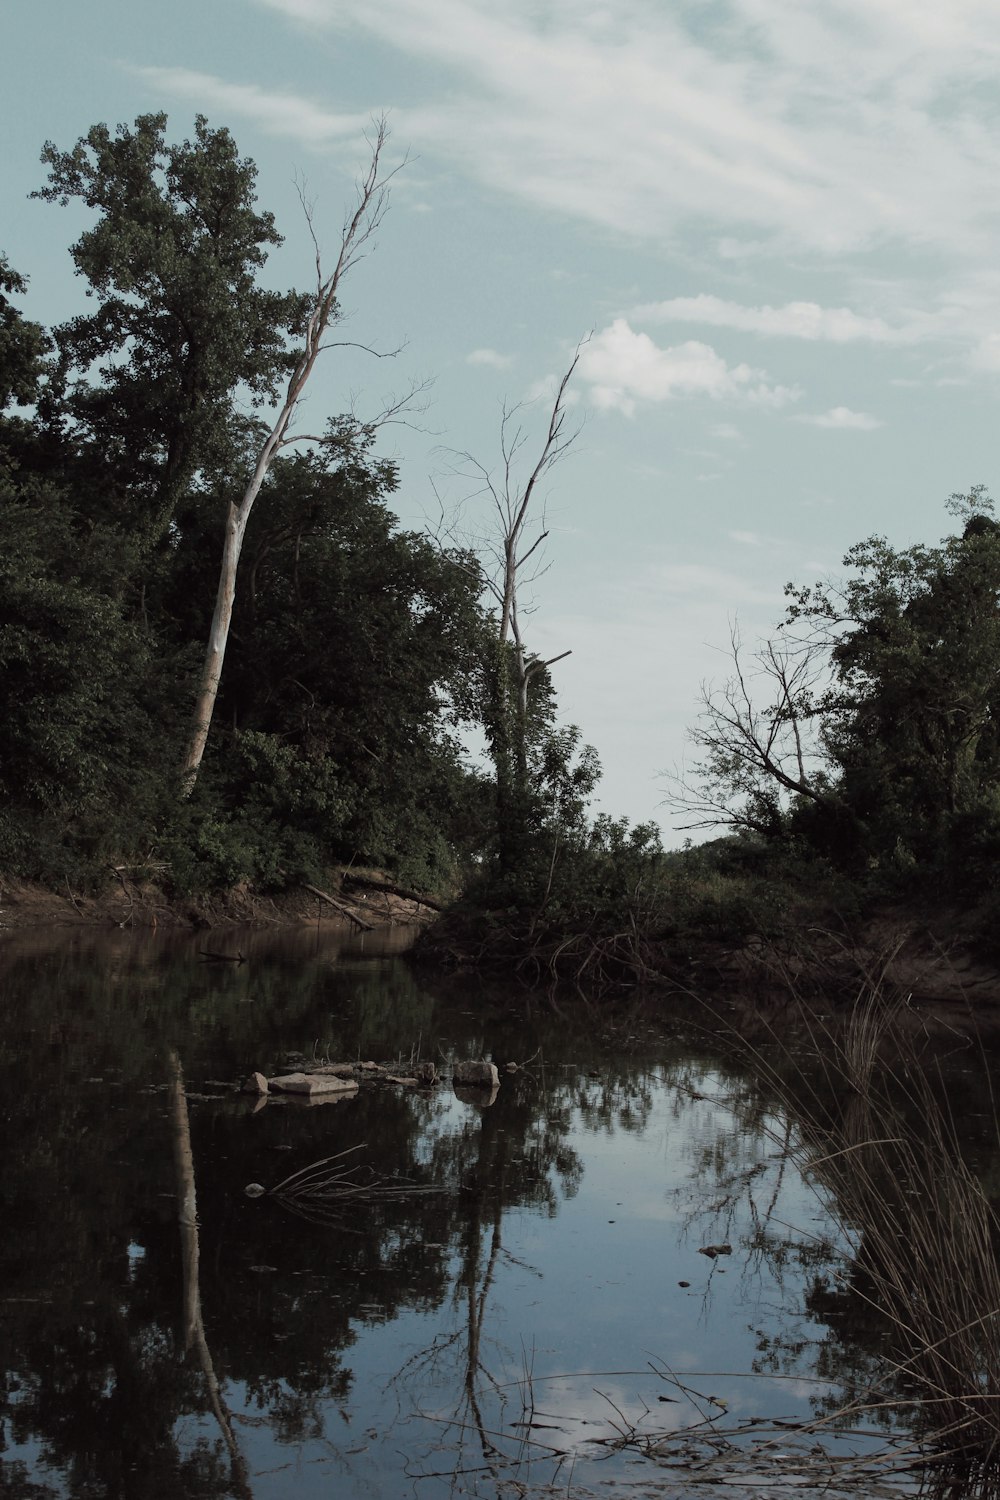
168 1047 253 1498
5 930 995 1498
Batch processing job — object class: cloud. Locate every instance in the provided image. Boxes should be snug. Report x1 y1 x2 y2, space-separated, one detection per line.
141 6 1000 377
246 0 1000 267
577 320 799 417
132 66 373 150
796 406 884 429
466 347 514 369
632 294 914 344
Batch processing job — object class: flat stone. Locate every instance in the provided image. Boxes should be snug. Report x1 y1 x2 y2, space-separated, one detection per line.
270 1072 359 1096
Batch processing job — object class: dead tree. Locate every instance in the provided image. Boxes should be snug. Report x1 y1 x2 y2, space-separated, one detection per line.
664 624 835 837
181 118 405 791
438 347 585 870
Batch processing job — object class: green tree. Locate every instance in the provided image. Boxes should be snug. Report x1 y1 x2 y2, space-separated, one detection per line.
0 259 165 876
34 113 307 536
0 255 50 411
797 487 1000 868
160 443 491 891
674 489 1000 882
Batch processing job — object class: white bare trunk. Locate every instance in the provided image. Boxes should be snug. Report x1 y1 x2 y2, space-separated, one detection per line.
180 502 249 791
178 120 394 793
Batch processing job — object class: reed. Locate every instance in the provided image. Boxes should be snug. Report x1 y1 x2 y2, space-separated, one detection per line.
744 979 1000 1496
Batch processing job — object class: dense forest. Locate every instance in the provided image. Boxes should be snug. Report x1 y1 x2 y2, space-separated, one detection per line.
0 114 598 904
3 113 1000 971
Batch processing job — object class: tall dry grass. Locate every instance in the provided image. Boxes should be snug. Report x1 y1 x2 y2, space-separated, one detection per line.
743 979 1000 1496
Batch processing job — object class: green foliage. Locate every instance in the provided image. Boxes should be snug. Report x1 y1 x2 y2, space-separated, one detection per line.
0 256 50 410
33 113 307 533
480 640 603 885
158 730 356 892
0 459 168 874
1 114 602 907
787 488 1000 884
0 116 510 897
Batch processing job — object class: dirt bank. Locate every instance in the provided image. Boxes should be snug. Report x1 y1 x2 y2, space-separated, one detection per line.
0 871 436 934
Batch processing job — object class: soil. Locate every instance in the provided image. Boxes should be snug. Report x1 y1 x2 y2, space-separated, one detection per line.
0 871 435 934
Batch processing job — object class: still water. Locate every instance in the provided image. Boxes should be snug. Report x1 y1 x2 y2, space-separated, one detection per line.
0 923 942 1498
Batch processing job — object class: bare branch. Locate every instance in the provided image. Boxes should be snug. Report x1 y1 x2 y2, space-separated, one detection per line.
181 115 407 791
662 624 835 835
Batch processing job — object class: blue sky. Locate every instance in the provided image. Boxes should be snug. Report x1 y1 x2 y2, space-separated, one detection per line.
5 0 1000 838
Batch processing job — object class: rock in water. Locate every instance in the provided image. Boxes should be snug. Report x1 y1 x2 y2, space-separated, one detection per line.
269 1071 359 1098
453 1060 500 1089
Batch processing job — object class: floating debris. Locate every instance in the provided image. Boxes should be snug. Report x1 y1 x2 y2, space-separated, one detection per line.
244 1144 443 1226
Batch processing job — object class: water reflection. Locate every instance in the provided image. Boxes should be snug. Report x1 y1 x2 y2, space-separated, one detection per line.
169 1049 253 1498
2 927 990 1497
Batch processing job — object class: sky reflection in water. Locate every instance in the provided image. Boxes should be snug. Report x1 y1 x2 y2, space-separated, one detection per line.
0 926 899 1498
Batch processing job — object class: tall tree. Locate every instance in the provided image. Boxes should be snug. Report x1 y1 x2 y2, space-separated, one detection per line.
180 119 401 790
34 114 307 535
442 349 589 874
671 488 1000 876
35 113 408 794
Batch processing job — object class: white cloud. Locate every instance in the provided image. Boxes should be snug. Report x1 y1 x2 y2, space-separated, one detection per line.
136 7 1000 377
708 423 743 441
132 66 373 150
466 347 514 369
796 406 884 429
577 319 799 417
246 0 1000 267
632 294 913 344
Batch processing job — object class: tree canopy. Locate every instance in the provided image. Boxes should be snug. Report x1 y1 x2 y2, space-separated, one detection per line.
0 115 599 901
674 487 1000 891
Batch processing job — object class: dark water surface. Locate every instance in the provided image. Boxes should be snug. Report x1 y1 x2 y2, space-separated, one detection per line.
1 924 936 1498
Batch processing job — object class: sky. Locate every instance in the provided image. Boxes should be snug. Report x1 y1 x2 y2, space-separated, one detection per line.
5 0 1000 841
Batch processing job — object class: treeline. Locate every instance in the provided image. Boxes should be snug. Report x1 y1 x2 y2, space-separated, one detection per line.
0 115 596 899
670 488 1000 884
4 114 999 967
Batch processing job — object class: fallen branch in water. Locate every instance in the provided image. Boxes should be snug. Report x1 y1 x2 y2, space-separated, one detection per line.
245 1144 442 1225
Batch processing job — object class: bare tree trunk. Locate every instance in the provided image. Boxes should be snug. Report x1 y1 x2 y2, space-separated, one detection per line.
180 120 397 793
429 344 585 872
487 351 582 866
182 501 249 789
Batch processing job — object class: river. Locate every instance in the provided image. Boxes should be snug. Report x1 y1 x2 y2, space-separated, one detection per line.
2 922 992 1499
